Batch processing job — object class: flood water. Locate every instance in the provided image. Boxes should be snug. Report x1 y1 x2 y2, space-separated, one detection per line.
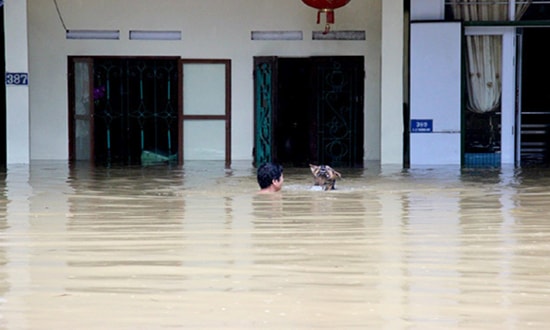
1 160 549 329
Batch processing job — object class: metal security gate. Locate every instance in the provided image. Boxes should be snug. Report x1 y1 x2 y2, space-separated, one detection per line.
312 56 364 167
70 57 180 166
253 57 276 168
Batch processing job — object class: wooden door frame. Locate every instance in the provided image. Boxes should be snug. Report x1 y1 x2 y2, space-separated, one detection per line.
180 59 232 168
69 56 232 167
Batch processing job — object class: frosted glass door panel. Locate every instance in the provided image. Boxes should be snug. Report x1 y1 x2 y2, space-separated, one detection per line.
184 120 225 160
183 64 226 115
74 60 91 160
181 59 231 166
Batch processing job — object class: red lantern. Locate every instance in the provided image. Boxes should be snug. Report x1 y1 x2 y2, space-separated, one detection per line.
302 0 351 34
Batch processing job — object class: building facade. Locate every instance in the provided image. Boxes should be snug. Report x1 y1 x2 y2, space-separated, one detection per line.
10 1 547 168
4 0 407 167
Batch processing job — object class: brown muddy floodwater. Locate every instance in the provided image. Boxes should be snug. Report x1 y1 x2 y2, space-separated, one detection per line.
0 161 550 329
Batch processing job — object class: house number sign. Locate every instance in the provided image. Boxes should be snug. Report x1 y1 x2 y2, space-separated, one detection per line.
410 119 433 133
5 72 29 86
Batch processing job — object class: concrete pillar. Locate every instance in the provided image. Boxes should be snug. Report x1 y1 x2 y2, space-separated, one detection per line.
4 0 30 164
380 0 404 165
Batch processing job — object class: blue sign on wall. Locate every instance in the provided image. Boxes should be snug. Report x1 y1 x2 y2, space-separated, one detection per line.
411 119 433 133
5 72 29 86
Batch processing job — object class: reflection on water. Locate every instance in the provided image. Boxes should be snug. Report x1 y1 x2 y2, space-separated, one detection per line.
1 161 550 329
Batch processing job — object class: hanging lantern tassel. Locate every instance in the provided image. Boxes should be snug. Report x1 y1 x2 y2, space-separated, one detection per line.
302 0 351 35
318 9 335 34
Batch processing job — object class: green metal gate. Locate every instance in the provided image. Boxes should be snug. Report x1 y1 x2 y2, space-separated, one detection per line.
93 58 179 165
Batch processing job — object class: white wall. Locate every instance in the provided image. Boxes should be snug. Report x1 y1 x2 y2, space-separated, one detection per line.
25 0 385 163
410 0 445 20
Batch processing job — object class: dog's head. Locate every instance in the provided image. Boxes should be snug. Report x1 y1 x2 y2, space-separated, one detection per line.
309 164 342 190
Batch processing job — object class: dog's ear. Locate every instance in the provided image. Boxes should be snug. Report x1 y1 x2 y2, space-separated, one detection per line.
325 165 342 178
309 164 319 174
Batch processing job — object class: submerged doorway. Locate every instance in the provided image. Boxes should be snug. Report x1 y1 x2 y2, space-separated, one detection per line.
69 57 232 167
254 56 364 168
518 27 550 166
69 57 180 166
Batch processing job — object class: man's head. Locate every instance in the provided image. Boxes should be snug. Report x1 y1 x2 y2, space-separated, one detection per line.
257 162 284 190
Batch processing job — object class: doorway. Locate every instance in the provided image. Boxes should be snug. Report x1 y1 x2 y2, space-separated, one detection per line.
518 28 550 166
69 57 180 166
254 56 364 168
69 57 232 167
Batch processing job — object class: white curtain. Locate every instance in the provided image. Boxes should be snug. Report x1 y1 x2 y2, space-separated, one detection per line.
450 0 531 114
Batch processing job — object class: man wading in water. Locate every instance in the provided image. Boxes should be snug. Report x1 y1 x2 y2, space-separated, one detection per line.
256 162 284 194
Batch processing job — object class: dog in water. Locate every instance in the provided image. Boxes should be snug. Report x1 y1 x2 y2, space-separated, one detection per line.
309 164 342 191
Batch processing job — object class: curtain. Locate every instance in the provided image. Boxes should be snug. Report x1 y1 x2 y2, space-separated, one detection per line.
464 35 502 113
450 0 531 114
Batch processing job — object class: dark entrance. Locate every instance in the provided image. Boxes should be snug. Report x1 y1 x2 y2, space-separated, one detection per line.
254 56 364 168
519 28 550 166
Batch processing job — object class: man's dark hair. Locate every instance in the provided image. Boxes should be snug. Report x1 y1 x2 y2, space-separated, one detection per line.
257 162 283 189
